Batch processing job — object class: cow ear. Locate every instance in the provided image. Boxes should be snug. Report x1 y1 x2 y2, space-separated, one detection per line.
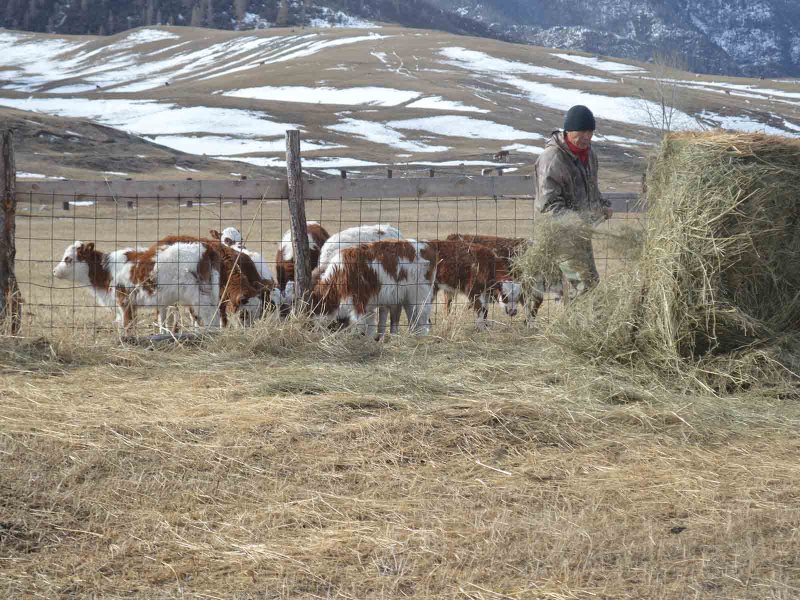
209 229 221 240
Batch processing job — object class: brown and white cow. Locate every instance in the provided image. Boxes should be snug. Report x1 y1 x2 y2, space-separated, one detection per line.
445 233 537 321
274 221 331 293
53 240 222 332
156 235 268 326
309 239 433 338
418 239 505 329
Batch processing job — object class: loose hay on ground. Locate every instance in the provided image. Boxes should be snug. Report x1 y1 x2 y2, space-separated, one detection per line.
2 321 800 598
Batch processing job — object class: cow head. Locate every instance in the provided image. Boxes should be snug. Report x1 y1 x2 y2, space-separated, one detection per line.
53 241 94 283
495 279 524 317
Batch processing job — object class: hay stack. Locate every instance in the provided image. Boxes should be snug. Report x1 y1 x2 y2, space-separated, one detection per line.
637 132 800 358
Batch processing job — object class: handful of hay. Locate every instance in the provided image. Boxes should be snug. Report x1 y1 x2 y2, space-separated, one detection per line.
512 211 592 298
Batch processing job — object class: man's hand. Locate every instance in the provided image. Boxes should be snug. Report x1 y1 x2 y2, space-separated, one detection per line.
603 207 614 220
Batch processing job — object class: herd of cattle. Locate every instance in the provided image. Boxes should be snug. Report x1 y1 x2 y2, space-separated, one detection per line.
52 223 558 336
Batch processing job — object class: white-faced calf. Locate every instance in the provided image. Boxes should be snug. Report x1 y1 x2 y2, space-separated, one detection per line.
210 229 280 317
419 239 509 329
274 221 331 292
53 240 222 332
159 235 268 326
446 233 532 321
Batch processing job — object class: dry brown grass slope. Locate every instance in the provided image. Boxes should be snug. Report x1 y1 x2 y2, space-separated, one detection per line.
1 320 799 598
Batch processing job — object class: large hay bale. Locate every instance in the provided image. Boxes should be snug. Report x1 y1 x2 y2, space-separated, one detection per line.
637 132 800 357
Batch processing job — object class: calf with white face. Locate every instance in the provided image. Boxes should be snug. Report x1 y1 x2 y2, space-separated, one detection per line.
53 240 222 331
495 280 524 318
444 233 531 323
218 226 243 249
210 228 278 317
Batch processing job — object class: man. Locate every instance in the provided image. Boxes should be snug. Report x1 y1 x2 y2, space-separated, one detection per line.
535 105 612 295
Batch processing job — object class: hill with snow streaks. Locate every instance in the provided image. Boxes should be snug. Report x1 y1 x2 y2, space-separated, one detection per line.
1 26 798 185
2 0 799 77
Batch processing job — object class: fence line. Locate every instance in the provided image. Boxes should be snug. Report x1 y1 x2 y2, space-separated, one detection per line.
17 177 640 212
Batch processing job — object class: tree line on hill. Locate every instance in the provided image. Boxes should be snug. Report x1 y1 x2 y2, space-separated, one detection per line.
0 0 498 38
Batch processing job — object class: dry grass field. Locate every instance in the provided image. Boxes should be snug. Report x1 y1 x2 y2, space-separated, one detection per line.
4 196 800 599
2 318 800 598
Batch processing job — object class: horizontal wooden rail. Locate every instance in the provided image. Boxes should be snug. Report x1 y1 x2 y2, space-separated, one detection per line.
16 178 289 200
16 176 642 211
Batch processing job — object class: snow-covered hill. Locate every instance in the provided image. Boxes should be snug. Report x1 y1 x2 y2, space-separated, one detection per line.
0 26 798 182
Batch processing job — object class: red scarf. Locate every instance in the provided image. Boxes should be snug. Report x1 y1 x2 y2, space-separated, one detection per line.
564 134 590 166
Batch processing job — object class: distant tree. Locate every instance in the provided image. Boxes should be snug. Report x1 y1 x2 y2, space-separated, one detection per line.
205 0 214 27
233 0 248 22
145 0 155 24
276 0 289 26
636 50 700 135
190 4 202 26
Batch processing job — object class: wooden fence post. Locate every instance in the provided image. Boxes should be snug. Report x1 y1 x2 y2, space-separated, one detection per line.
285 130 311 307
0 131 21 334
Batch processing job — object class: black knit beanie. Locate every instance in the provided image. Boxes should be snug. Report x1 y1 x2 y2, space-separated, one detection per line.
563 105 596 132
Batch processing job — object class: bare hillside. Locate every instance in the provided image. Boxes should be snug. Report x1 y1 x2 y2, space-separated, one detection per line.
0 25 798 187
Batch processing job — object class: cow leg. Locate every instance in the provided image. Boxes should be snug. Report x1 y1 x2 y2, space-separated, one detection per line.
443 290 454 314
525 292 544 328
389 305 402 335
157 306 170 333
473 293 489 331
121 303 135 335
376 306 389 339
361 307 379 340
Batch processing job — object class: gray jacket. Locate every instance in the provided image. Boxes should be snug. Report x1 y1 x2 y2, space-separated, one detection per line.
535 131 609 218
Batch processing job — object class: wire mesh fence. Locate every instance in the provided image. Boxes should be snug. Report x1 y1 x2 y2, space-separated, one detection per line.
14 183 642 338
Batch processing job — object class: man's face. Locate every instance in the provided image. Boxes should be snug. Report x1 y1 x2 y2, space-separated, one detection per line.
566 129 593 150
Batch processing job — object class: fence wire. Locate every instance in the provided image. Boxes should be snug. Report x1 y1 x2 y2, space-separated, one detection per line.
14 188 642 338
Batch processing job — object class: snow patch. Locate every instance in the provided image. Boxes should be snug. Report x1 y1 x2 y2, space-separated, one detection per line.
327 119 450 153
308 8 379 29
45 84 98 94
0 97 298 137
699 111 794 136
502 76 699 130
224 156 383 168
224 85 421 107
147 135 342 156
407 96 490 113
108 29 180 51
17 172 66 179
387 116 544 141
439 47 614 83
502 143 544 154
552 53 646 74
